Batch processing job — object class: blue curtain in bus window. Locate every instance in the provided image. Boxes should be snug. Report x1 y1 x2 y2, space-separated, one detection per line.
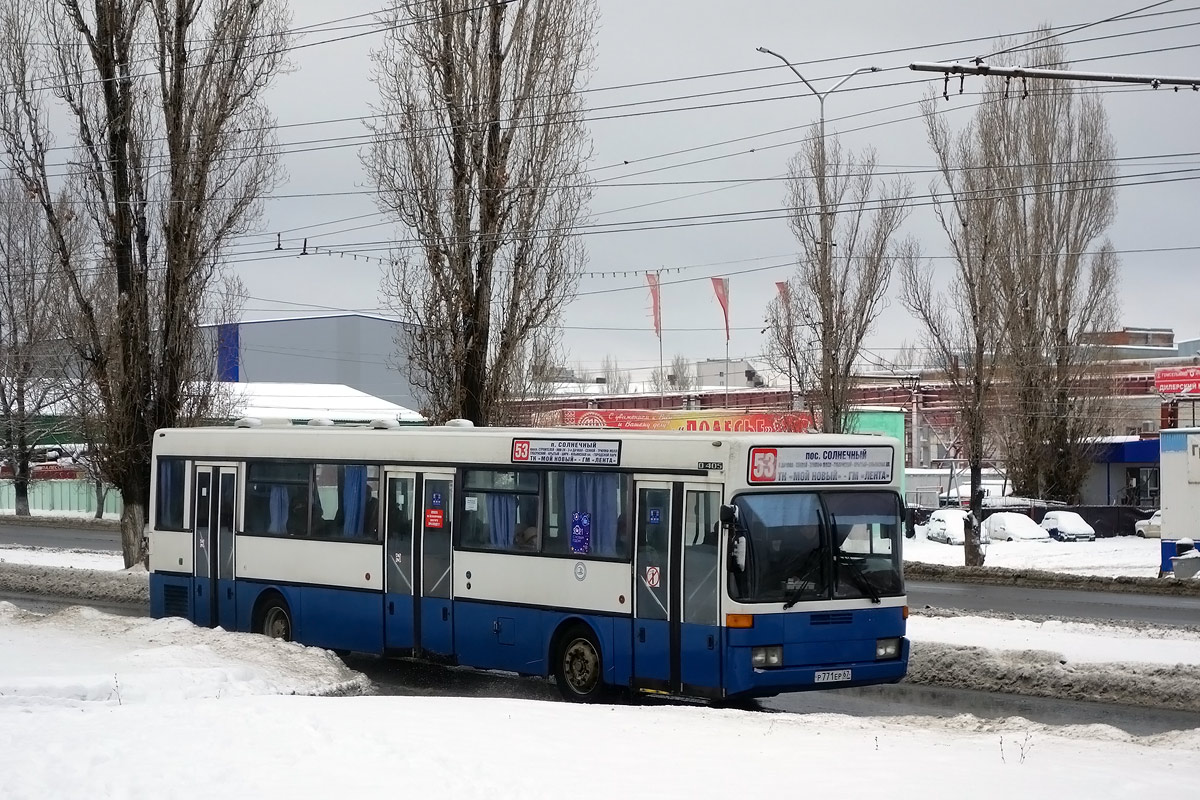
268 485 290 533
563 472 619 556
487 494 516 548
342 466 367 536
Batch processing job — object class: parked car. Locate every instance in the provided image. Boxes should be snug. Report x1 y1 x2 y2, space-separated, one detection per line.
926 508 991 545
1134 510 1162 539
1040 511 1096 542
982 512 1050 542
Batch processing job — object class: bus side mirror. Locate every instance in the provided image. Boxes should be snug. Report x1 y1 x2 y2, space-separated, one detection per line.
720 504 737 525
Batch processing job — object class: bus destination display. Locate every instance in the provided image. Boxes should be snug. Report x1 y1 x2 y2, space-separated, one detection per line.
511 438 621 466
748 445 893 484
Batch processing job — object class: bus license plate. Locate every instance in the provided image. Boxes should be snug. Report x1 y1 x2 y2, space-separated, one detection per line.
814 669 851 684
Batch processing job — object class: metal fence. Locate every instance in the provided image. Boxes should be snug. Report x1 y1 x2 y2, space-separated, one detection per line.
0 480 123 517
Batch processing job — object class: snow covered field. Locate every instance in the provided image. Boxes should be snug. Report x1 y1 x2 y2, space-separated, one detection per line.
0 545 124 571
0 601 1195 799
906 529 1166 578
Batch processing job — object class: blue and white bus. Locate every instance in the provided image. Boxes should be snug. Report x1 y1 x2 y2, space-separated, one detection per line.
148 421 909 701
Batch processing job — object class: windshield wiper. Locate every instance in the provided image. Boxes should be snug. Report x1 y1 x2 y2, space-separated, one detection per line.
830 512 881 604
781 547 825 610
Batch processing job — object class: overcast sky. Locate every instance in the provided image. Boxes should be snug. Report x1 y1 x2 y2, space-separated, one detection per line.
239 1 1200 381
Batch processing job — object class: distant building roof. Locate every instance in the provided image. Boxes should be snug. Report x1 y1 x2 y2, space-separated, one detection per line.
224 382 424 424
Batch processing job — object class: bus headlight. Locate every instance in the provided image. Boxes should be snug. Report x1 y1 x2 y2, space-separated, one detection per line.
752 646 783 668
875 638 901 660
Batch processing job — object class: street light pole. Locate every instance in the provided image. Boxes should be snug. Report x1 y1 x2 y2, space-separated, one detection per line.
756 48 878 432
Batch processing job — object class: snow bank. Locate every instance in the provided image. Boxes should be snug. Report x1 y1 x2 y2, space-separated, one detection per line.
0 545 123 571
0 561 148 605
0 693 1195 799
0 602 369 708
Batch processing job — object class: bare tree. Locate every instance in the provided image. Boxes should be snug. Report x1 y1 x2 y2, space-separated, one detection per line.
979 35 1120 502
650 353 695 393
600 355 631 394
0 0 290 565
370 0 597 425
771 129 914 433
0 178 71 515
900 96 1008 567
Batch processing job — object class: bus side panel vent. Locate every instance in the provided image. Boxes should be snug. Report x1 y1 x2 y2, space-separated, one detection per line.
810 612 853 626
163 584 189 618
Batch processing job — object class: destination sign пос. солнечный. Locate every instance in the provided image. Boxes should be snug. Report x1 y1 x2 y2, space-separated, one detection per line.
748 445 893 484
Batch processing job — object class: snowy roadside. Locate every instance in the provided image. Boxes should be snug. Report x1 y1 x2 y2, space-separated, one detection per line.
0 601 1195 799
4 544 1200 711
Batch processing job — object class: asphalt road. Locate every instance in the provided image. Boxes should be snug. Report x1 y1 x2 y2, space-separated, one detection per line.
2 524 1197 626
0 524 121 552
908 580 1200 627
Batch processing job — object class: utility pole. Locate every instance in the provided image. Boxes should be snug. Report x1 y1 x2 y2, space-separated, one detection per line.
756 48 878 432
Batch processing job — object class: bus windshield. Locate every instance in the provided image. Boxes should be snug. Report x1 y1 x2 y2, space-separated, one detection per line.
729 491 904 604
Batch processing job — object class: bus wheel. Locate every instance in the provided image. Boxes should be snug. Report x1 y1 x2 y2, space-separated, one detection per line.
259 597 292 642
555 625 604 702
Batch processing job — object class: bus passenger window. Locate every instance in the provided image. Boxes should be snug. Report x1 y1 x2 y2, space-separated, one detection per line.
155 458 186 530
461 470 540 553
547 471 629 559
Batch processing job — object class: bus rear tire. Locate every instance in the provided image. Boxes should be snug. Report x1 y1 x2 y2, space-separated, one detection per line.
554 624 605 703
258 595 293 642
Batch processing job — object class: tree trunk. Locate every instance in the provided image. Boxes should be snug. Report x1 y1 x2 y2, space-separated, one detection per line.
13 472 29 517
93 478 106 520
119 465 150 567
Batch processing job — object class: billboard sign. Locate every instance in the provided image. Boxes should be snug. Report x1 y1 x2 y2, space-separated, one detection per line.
550 408 814 433
1155 366 1200 395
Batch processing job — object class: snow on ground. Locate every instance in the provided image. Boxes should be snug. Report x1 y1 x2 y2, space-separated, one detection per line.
906 529 1165 578
909 615 1200 666
0 508 120 521
0 602 1195 799
0 602 369 708
0 544 124 571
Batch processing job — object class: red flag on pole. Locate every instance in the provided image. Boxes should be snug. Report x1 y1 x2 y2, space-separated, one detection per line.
646 273 662 338
775 281 790 304
711 277 730 341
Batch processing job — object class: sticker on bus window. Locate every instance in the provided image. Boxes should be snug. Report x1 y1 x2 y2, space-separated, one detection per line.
570 511 591 554
464 496 478 512
747 445 894 484
648 508 661 524
432 492 442 508
425 509 444 529
645 566 661 588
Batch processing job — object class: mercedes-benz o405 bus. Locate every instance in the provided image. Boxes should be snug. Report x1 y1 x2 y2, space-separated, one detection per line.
147 422 909 701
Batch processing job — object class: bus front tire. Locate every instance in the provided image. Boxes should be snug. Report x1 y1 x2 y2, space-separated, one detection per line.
554 625 605 703
258 596 293 642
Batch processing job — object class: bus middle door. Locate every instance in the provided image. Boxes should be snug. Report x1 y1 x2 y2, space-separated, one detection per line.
382 471 417 653
416 471 455 657
632 479 678 693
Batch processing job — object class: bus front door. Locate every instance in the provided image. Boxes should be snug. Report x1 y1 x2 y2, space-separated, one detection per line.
680 484 723 697
382 472 417 652
416 472 455 657
632 480 678 693
192 463 238 630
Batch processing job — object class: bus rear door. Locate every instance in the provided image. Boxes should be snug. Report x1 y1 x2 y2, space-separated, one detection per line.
192 463 238 630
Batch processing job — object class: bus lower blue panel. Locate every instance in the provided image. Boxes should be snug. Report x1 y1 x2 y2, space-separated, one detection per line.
217 579 237 632
193 579 215 628
420 599 454 656
235 582 384 654
450 601 629 684
149 573 192 619
385 593 414 651
680 623 722 691
632 619 670 684
296 586 384 654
